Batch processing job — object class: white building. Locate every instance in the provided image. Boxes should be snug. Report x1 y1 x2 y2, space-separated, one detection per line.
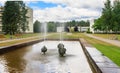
78 27 89 32
0 7 3 33
26 7 33 33
57 27 64 32
90 18 95 33
57 26 89 32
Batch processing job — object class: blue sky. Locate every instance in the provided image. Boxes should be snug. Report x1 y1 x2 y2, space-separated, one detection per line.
27 1 58 9
0 0 113 22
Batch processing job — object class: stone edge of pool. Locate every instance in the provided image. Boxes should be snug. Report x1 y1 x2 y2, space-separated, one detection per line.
79 38 120 73
0 39 43 55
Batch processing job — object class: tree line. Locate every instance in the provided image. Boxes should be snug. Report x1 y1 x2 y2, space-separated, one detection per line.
93 0 120 34
33 20 90 33
2 1 29 35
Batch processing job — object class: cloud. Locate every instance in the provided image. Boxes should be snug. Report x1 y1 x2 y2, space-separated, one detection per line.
40 0 106 9
0 0 6 6
0 0 114 22
32 0 108 22
34 5 101 22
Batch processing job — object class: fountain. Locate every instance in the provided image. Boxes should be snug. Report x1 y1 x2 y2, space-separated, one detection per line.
57 23 67 57
41 22 47 54
58 43 66 56
60 23 63 42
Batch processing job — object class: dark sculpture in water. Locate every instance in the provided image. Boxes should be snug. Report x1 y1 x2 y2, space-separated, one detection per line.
41 46 47 54
58 43 66 57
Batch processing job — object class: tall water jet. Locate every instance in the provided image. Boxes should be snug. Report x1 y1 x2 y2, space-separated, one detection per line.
41 22 47 54
60 23 64 42
58 22 66 57
44 23 47 41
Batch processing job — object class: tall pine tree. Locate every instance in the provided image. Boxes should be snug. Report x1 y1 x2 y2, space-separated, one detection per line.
2 1 20 35
2 1 28 35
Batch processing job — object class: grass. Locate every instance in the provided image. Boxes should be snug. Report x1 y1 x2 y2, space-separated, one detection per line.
0 33 41 47
92 34 120 40
0 37 40 47
0 32 120 66
4 33 41 39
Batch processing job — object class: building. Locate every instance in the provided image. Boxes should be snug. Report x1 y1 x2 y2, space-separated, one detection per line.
26 7 33 33
57 27 64 32
57 26 89 32
90 18 95 33
0 6 33 33
0 6 3 33
79 27 89 32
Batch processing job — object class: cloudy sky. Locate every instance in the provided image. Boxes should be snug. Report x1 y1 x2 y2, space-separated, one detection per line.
0 0 114 22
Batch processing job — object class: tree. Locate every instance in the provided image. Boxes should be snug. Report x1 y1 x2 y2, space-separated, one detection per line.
33 20 41 33
47 22 57 32
93 17 105 32
2 1 20 35
71 20 76 26
93 0 114 33
112 0 120 33
18 1 29 33
2 1 28 35
102 0 113 33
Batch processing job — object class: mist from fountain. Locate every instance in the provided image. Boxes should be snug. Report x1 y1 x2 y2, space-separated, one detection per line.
41 22 47 42
60 23 64 43
58 22 66 57
41 22 47 54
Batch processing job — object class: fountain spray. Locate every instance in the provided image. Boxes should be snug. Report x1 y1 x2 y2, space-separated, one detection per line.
58 22 66 57
41 22 47 54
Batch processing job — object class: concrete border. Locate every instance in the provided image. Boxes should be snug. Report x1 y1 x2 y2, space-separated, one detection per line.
0 39 43 55
79 38 120 73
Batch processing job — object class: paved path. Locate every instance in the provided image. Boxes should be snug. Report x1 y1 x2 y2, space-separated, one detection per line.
85 33 120 47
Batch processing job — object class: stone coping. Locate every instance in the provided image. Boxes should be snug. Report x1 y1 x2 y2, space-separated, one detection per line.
79 38 120 73
0 39 43 55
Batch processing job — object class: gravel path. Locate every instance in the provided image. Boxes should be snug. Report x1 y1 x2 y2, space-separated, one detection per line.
85 33 120 47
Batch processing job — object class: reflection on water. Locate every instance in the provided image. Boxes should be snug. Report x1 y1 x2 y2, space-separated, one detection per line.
0 56 8 73
0 46 31 73
0 41 92 73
